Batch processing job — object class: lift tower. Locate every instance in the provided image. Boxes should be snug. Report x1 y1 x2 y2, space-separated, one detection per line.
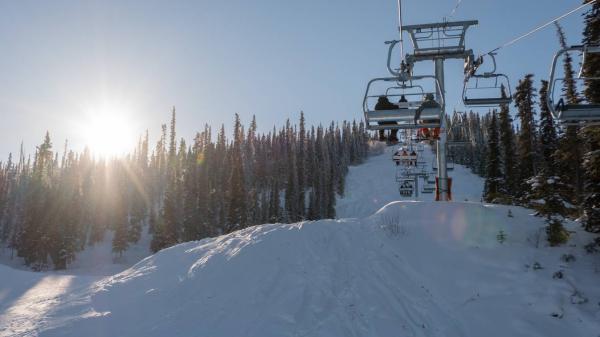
401 20 478 201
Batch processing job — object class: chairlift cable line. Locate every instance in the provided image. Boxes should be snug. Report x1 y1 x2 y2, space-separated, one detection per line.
447 0 463 20
397 0 405 64
485 0 596 55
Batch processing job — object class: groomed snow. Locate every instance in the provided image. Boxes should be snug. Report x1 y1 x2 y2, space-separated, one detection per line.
1 144 599 337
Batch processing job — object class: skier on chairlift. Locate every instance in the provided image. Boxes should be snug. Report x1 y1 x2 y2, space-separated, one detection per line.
410 150 417 166
374 96 399 143
416 93 441 140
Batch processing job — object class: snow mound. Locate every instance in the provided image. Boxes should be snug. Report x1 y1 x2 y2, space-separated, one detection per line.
12 201 598 337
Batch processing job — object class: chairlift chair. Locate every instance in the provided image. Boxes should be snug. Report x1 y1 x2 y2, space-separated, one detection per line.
462 53 512 107
427 175 436 184
363 75 444 130
421 179 435 194
397 178 415 197
547 44 600 125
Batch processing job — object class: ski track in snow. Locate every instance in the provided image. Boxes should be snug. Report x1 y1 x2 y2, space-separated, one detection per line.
1 143 600 337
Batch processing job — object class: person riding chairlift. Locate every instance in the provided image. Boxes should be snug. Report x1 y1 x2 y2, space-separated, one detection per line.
415 94 441 140
410 150 417 166
374 96 399 143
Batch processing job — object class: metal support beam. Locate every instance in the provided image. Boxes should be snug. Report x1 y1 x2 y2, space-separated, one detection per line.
435 58 449 201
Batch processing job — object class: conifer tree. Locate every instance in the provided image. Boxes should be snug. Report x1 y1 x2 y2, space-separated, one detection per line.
227 114 247 232
151 108 180 252
112 189 130 257
484 111 501 202
582 0 600 103
514 74 538 199
297 112 306 218
497 85 517 198
580 0 600 234
554 22 584 206
538 80 558 175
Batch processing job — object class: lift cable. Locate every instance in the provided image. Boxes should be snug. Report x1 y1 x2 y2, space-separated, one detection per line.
447 0 463 20
397 0 405 64
485 0 597 55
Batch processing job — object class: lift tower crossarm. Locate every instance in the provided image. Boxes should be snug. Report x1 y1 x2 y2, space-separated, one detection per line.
402 20 478 62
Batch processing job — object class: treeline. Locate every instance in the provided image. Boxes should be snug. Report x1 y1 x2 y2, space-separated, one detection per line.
0 112 370 270
449 6 599 248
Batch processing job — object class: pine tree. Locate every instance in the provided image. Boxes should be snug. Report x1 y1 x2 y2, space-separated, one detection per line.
580 0 600 234
514 74 538 199
18 132 54 270
534 80 569 220
227 114 247 232
297 112 306 219
151 108 180 252
538 80 558 175
554 22 584 207
484 111 501 202
498 85 517 198
112 188 129 257
269 180 281 223
582 0 600 103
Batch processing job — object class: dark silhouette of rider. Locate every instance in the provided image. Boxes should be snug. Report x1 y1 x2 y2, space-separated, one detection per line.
374 96 399 142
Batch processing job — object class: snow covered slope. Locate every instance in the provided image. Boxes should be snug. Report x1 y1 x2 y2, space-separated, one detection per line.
337 144 484 218
1 145 599 337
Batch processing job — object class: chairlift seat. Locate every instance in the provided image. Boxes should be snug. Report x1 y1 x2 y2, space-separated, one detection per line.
463 97 512 106
416 104 442 122
555 100 600 121
547 45 600 124
421 186 435 193
367 109 416 123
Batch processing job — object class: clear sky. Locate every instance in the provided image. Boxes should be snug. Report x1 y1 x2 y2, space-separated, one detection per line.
0 0 589 160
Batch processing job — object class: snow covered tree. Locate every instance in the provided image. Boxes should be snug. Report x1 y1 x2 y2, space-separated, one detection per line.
580 0 600 234
582 0 600 103
554 22 584 207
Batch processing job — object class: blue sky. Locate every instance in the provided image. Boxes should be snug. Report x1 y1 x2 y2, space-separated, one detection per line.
0 0 589 160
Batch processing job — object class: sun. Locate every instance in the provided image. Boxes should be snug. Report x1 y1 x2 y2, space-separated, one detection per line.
81 102 136 157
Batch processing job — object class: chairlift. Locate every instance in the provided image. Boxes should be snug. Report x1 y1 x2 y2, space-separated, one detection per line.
427 175 436 184
421 179 435 194
547 44 600 125
392 148 418 166
397 178 415 197
363 75 444 130
462 53 512 107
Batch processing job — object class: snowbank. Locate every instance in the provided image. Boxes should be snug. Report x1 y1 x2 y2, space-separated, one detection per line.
2 201 598 337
